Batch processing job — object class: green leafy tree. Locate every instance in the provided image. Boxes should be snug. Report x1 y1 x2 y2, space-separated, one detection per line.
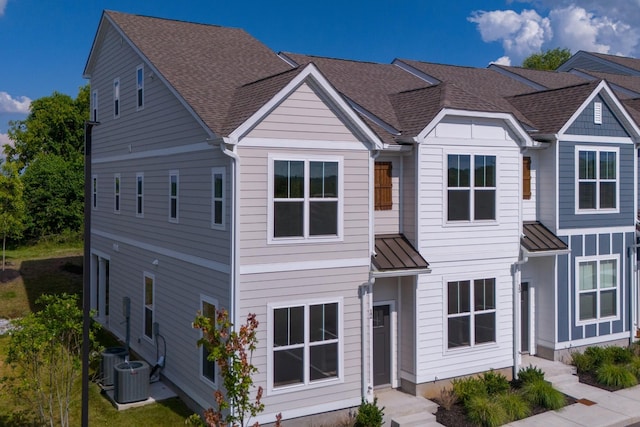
0 162 25 269
6 294 101 427
5 85 89 170
192 310 271 427
522 47 571 70
21 154 84 238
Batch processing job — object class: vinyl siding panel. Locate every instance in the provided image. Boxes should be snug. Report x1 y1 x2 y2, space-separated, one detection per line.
237 146 370 266
537 144 557 232
402 150 417 244
92 149 232 264
400 277 415 375
522 256 556 351
247 83 360 141
374 155 401 234
238 266 367 418
558 141 635 229
91 234 231 411
89 24 210 158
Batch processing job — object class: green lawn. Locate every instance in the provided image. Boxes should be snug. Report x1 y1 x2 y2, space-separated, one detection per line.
0 242 195 426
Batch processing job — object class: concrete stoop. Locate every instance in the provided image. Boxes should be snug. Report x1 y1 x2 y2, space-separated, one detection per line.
375 388 440 427
391 411 440 427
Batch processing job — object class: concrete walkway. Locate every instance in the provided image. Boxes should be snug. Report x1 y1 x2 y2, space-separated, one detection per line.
376 355 640 427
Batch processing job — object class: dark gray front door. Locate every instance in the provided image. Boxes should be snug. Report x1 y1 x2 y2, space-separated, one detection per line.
521 283 529 353
373 305 390 386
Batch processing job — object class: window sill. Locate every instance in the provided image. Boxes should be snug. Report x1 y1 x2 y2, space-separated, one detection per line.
444 341 498 355
576 315 620 326
574 209 620 215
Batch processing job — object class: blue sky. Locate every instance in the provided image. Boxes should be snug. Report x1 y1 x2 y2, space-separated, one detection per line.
1 0 640 145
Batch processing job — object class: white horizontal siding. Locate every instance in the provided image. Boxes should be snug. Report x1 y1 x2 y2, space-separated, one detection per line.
522 256 556 351
247 83 360 141
239 265 367 416
237 146 370 266
538 144 557 231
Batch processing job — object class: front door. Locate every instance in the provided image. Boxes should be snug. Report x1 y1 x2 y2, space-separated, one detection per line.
373 305 391 386
521 283 529 353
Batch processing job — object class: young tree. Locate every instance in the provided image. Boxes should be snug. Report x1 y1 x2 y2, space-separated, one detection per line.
192 310 269 427
522 48 572 70
6 294 101 427
0 162 25 270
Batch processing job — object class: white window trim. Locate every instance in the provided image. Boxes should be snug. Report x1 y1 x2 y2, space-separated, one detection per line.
136 64 144 111
169 170 179 223
443 151 499 226
136 173 144 218
92 89 98 122
199 295 219 388
211 167 225 230
92 175 98 210
443 276 498 354
266 297 344 396
143 272 155 343
114 174 121 214
574 145 620 214
113 78 120 119
575 254 621 326
267 154 344 244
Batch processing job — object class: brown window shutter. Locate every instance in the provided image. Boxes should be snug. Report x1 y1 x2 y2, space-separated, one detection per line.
375 162 392 210
523 157 531 200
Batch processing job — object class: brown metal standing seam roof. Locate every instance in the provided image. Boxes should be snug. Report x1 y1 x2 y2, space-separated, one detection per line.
521 221 568 253
373 234 429 271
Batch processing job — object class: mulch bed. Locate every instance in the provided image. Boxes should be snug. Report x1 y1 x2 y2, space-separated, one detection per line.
576 371 621 392
434 391 578 427
0 268 20 283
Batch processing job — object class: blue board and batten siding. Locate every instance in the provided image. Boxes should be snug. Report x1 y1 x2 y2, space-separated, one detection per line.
557 141 635 229
566 95 628 137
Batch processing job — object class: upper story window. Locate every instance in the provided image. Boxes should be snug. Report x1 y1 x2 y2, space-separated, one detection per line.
92 90 98 122
169 170 178 223
269 156 342 242
576 147 618 212
269 300 341 392
447 278 496 349
212 168 225 229
113 78 120 118
136 65 144 110
114 174 121 214
447 154 496 222
136 173 144 218
92 175 98 209
374 161 392 210
577 256 619 323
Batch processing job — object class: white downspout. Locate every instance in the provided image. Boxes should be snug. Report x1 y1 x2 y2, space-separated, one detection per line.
512 251 528 380
220 142 241 328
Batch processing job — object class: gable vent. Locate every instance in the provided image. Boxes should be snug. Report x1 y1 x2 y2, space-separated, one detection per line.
594 101 602 125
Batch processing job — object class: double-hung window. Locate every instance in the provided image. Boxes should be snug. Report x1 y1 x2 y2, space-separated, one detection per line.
169 171 178 222
270 301 341 392
212 168 225 229
270 156 342 241
136 65 144 110
136 173 144 217
143 273 154 340
447 278 496 349
92 90 98 122
114 174 121 213
447 154 496 221
113 78 120 118
577 256 618 322
577 147 617 211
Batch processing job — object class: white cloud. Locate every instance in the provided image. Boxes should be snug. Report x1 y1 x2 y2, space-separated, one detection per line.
491 56 512 66
470 1 640 65
468 9 552 65
0 92 30 114
0 132 11 150
0 0 7 17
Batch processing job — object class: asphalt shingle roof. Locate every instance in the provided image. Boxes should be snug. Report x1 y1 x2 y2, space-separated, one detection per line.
590 52 640 73
491 64 588 89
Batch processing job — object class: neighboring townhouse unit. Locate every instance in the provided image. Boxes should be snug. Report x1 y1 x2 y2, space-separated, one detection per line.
84 11 640 423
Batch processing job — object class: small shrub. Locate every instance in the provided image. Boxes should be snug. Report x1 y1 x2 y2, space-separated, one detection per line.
570 350 594 373
627 358 640 379
630 341 640 357
521 379 565 410
354 397 384 427
596 363 638 388
495 392 531 422
584 346 610 369
517 364 545 384
482 370 510 395
452 376 487 404
605 345 634 364
465 395 508 427
438 387 457 411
